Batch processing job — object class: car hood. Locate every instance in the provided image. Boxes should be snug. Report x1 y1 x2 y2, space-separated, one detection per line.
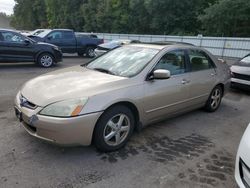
20 66 128 106
233 59 250 67
28 35 43 42
36 42 59 48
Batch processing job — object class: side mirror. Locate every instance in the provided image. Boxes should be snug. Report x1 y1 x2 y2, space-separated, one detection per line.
47 36 52 40
24 39 31 45
150 69 171 80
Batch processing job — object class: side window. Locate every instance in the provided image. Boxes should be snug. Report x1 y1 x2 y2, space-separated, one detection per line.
47 31 63 40
0 31 25 43
63 31 74 39
154 50 186 76
188 50 214 71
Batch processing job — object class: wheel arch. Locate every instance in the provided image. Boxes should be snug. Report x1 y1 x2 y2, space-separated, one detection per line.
216 83 224 96
35 51 56 63
91 101 141 143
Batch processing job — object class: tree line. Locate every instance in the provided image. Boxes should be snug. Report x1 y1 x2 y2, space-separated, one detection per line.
9 0 250 37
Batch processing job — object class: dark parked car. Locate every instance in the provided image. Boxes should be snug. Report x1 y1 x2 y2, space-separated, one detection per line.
29 29 104 58
0 29 62 68
94 39 140 56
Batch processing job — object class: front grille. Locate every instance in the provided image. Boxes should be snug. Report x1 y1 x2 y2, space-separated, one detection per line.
20 95 37 109
233 72 250 81
24 100 36 109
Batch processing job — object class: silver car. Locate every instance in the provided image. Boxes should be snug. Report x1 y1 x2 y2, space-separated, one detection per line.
231 54 250 90
14 44 231 151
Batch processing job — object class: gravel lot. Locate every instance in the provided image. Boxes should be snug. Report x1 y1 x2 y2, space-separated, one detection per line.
0 56 249 188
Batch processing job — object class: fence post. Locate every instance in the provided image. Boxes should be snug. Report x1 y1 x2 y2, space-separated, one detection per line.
199 36 203 47
221 38 227 58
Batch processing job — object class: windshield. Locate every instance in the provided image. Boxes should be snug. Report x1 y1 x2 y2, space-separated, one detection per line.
86 46 159 77
240 55 250 64
37 30 52 38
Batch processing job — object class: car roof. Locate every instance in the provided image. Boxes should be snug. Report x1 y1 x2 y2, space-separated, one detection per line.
50 29 73 32
128 42 198 50
0 28 18 32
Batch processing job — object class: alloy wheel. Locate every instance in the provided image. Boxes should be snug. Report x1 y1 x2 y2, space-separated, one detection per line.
210 88 221 109
103 114 130 146
40 55 53 67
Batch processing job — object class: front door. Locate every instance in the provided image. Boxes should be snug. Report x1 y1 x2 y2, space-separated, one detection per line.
0 31 34 62
143 50 191 122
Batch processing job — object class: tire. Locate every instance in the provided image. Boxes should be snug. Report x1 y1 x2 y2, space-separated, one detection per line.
86 46 96 58
204 85 223 112
37 53 55 68
94 105 135 152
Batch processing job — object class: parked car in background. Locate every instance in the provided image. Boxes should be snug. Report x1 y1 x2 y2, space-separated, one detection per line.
94 39 140 56
235 123 250 188
0 29 62 68
231 54 250 90
14 43 230 151
28 29 104 57
22 29 50 37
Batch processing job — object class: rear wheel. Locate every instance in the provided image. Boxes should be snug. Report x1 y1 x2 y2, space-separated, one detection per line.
37 53 54 68
205 85 223 112
94 105 135 152
86 46 96 58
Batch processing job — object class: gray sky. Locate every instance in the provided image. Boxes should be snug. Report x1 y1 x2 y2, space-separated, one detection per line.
0 0 15 15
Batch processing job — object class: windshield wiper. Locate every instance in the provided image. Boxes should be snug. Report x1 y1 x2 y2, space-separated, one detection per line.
93 68 116 75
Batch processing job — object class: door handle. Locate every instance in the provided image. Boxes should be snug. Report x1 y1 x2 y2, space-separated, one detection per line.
211 73 217 76
181 79 190 84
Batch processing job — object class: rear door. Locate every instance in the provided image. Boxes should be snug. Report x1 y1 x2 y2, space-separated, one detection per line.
187 49 217 105
0 31 34 62
62 31 77 53
143 49 191 122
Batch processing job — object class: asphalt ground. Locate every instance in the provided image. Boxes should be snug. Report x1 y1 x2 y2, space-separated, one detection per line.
0 55 249 188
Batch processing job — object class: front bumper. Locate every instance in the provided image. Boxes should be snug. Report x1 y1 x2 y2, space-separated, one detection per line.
94 49 107 57
231 78 250 90
236 156 250 188
235 124 250 188
54 49 63 63
14 94 102 146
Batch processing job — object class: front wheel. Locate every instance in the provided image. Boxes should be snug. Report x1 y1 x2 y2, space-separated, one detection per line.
204 85 223 112
94 105 135 152
86 46 96 58
37 53 55 68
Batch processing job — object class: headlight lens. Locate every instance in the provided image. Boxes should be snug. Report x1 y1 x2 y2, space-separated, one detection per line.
39 98 88 117
53 46 60 51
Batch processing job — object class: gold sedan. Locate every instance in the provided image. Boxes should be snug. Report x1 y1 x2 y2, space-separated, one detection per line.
14 44 231 151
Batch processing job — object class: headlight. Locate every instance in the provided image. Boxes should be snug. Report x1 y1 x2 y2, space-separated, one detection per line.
39 98 88 117
53 46 60 51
